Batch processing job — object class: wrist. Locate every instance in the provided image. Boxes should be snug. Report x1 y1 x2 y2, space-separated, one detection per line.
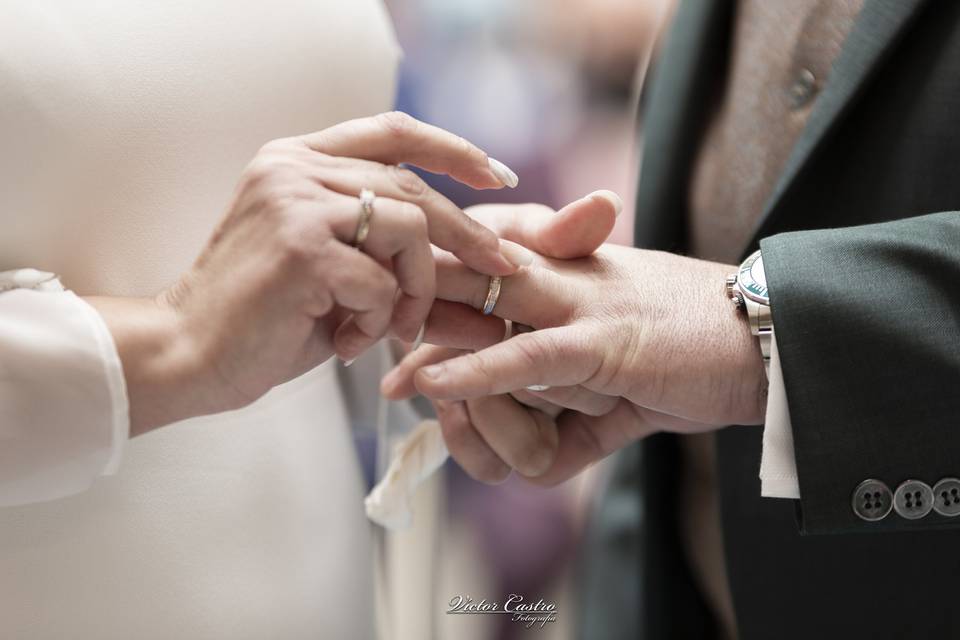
84 295 206 436
715 262 769 424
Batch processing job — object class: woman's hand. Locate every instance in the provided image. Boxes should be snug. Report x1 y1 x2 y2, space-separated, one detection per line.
89 112 529 435
387 244 768 484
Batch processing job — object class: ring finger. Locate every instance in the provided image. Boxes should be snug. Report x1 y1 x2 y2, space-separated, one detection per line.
315 161 525 277
324 192 436 348
433 249 571 328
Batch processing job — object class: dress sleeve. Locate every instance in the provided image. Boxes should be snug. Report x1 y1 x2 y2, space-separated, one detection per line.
0 269 128 507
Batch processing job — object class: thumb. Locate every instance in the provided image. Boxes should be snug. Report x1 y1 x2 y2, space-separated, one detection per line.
467 190 622 260
413 326 595 400
539 190 622 259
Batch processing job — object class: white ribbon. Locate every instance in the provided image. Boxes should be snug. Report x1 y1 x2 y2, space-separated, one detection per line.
365 419 449 530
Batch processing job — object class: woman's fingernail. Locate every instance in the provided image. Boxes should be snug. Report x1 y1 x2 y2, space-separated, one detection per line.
340 357 356 367
488 157 519 188
499 239 534 267
420 363 444 380
526 384 551 392
587 189 623 216
412 323 426 351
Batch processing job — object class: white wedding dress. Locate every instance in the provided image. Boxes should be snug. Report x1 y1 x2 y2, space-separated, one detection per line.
0 1 400 637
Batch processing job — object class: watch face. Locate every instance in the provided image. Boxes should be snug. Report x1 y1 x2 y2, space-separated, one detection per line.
738 250 769 304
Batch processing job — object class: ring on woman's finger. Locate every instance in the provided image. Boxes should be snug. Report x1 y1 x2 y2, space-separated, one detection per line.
481 275 502 315
353 188 376 248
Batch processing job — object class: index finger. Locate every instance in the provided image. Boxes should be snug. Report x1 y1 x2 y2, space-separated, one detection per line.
300 111 517 190
414 326 595 400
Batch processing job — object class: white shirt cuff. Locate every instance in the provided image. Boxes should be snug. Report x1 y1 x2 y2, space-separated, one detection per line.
759 331 800 499
0 270 128 507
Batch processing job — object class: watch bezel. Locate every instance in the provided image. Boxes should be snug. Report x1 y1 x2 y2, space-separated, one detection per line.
737 250 769 305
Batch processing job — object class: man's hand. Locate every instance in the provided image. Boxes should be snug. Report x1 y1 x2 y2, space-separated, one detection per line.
385 244 768 485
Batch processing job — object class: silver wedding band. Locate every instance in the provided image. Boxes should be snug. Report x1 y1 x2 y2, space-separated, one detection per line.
353 188 375 248
482 275 502 315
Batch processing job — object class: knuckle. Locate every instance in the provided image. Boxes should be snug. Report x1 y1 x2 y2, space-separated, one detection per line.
463 354 495 395
376 111 418 140
528 474 561 488
305 287 334 317
397 201 429 237
513 334 549 370
516 425 557 477
378 269 399 295
277 221 323 264
390 166 427 198
473 458 511 485
440 404 471 440
257 137 293 155
580 398 611 417
260 187 300 219
244 154 296 188
515 445 552 477
243 157 275 185
454 134 485 165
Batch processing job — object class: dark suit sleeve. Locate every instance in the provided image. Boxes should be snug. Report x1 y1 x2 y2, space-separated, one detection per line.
759 211 960 534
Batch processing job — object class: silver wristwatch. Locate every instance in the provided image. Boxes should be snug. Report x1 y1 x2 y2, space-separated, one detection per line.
726 249 772 375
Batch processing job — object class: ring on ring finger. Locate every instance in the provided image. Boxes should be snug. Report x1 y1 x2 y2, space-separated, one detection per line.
482 275 502 315
353 188 376 248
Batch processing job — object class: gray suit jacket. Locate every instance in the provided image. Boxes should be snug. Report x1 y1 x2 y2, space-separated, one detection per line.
581 0 960 638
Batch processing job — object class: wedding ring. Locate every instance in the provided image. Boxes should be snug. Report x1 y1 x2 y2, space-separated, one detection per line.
353 188 376 248
482 275 502 315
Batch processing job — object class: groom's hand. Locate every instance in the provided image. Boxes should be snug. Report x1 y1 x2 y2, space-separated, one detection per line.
382 191 625 481
403 245 767 484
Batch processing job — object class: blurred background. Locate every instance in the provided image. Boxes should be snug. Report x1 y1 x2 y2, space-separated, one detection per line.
348 1 674 638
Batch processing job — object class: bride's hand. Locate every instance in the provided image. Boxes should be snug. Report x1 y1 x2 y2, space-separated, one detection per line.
89 112 528 435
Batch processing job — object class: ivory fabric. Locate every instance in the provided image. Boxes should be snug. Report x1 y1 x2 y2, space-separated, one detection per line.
365 419 449 530
0 284 127 506
0 1 400 637
760 334 800 499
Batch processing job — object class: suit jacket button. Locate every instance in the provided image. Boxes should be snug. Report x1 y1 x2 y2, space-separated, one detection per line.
893 479 934 520
932 478 960 517
852 479 892 521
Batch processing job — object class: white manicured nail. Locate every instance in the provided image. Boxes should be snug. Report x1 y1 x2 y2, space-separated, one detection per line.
412 323 426 351
341 357 356 367
587 189 623 216
526 385 551 392
499 239 534 267
488 157 519 188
